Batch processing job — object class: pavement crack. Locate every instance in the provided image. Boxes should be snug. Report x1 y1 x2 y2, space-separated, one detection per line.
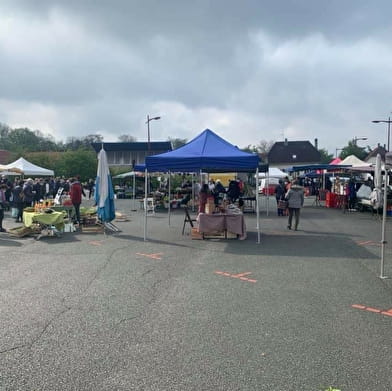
141 268 154 277
0 343 29 354
28 305 72 349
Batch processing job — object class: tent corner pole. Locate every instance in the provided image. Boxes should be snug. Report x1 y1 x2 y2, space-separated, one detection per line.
143 168 148 241
380 169 388 279
256 167 261 243
168 171 171 225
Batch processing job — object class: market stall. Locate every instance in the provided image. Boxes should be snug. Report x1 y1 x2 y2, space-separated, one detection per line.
143 129 260 242
23 209 66 239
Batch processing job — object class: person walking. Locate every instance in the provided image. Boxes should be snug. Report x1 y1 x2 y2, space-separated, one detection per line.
285 179 304 231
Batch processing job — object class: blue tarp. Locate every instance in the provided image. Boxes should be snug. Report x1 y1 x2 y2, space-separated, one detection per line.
145 129 260 172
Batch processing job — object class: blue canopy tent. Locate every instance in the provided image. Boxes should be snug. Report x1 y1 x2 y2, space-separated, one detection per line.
145 129 259 172
142 129 261 242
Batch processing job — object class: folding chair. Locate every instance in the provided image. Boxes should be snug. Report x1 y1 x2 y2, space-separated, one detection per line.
144 197 155 215
182 206 197 235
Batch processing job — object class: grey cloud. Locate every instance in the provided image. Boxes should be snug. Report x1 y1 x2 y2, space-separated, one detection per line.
1 0 392 153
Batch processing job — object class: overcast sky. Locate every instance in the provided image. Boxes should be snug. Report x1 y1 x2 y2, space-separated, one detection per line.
1 0 392 155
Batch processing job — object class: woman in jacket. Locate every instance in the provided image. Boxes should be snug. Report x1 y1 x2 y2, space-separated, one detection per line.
285 179 305 230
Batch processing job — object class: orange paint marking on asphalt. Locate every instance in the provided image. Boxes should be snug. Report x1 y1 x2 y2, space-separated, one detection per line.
352 304 366 309
136 252 163 260
352 304 392 318
232 272 252 278
214 271 257 283
366 307 381 313
88 241 103 246
356 240 380 246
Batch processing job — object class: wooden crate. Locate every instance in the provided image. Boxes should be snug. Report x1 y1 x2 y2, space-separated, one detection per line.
81 225 104 233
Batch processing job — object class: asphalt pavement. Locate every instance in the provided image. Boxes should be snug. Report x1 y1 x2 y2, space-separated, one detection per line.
1 196 392 391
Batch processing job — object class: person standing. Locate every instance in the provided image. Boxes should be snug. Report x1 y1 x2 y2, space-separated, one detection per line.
275 179 286 216
198 183 210 213
22 178 35 208
69 176 86 225
0 184 7 232
12 180 24 222
285 179 304 231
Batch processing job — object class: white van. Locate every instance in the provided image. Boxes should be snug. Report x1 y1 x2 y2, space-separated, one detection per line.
258 177 281 194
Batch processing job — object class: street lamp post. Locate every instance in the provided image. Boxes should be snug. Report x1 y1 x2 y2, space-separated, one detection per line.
146 115 161 151
371 118 392 279
335 148 343 158
372 117 391 151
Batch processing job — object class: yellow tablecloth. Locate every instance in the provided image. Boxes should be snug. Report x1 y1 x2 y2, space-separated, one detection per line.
23 211 66 230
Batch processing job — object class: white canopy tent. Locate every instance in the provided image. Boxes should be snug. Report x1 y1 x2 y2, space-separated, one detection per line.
3 157 54 176
0 165 23 175
258 167 286 178
338 155 370 167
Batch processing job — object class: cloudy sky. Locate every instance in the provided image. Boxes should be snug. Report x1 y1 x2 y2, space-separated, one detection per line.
1 0 392 155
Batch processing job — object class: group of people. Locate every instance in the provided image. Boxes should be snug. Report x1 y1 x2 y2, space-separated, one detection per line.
274 177 305 231
198 178 243 213
0 175 94 232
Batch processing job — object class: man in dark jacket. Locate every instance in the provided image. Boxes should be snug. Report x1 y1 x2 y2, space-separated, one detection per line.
12 180 24 222
22 178 35 208
275 179 286 216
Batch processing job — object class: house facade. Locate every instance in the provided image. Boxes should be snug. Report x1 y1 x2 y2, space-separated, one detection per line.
0 149 11 164
364 144 387 165
91 141 172 167
267 139 321 170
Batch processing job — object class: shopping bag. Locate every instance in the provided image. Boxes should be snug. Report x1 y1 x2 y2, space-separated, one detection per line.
11 207 18 218
278 199 288 209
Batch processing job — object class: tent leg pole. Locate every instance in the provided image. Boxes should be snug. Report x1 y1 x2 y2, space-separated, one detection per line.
168 171 171 226
256 168 260 243
132 173 136 211
144 169 148 241
380 170 388 279
266 171 269 217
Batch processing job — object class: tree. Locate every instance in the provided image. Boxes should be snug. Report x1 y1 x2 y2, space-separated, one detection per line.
318 148 334 163
168 137 187 149
54 148 97 181
118 134 137 142
241 145 258 153
257 140 275 161
65 134 103 151
340 140 369 161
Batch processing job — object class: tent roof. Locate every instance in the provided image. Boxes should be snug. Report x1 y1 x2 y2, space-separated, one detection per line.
338 155 370 167
3 157 54 176
258 167 287 178
145 129 260 172
329 157 342 164
288 164 351 172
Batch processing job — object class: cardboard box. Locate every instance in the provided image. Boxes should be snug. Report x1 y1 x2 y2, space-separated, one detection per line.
191 227 203 240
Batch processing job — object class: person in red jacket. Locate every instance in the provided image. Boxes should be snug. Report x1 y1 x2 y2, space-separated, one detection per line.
69 176 86 225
